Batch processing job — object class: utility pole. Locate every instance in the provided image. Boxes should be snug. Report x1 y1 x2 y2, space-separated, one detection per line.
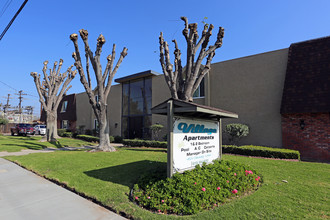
16 90 27 114
15 90 27 122
4 94 10 113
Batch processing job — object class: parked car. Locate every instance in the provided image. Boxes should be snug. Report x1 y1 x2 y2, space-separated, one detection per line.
34 125 46 135
11 123 35 136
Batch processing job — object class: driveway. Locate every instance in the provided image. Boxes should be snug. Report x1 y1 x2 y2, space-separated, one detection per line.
0 158 126 220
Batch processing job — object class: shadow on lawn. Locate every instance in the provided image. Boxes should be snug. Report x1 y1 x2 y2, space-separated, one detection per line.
2 140 64 151
3 142 49 150
84 160 166 188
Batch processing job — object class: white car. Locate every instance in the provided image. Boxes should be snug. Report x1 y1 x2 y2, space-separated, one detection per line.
34 125 46 135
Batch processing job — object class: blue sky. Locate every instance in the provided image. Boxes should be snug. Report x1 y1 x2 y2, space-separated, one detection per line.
0 0 329 115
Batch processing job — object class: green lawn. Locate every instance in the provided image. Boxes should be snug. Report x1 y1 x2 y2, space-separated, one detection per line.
5 148 330 219
0 135 95 152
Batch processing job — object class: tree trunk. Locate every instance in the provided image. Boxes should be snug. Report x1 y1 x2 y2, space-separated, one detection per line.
97 110 115 152
46 112 59 142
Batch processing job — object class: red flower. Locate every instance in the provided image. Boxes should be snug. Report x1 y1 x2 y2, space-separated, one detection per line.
232 189 238 194
227 180 229 183
234 173 237 176
202 187 206 192
217 187 221 190
161 200 165 203
135 196 139 200
245 170 253 175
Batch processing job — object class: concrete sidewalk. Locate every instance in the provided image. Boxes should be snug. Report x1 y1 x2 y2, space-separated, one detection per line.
0 158 126 220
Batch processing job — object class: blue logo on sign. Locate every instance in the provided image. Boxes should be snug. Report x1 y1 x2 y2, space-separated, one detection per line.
177 123 216 134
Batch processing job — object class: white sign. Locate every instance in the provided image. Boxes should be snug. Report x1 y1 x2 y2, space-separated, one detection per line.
172 116 220 173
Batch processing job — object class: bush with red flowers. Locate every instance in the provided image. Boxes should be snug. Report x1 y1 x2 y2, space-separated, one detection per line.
132 160 262 215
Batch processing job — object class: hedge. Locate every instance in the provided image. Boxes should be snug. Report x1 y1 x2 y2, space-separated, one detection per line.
75 134 115 143
122 139 167 148
122 139 299 159
223 145 300 160
76 135 99 142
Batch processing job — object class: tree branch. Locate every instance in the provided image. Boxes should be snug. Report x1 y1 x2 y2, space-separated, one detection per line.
71 34 97 109
181 16 189 41
31 72 47 110
105 47 128 97
194 24 208 54
192 51 215 94
205 27 224 56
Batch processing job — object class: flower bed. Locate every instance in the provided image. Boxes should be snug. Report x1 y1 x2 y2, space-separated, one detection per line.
132 160 262 215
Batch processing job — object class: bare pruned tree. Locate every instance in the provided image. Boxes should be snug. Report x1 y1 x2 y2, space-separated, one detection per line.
31 60 77 142
70 29 128 152
159 17 224 102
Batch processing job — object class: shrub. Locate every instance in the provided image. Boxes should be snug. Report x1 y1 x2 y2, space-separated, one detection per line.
0 117 8 125
223 145 300 160
122 139 167 148
62 132 73 138
224 123 249 145
85 129 92 135
114 135 123 143
76 134 118 143
76 134 100 142
57 129 66 137
150 124 164 141
92 129 98 136
76 125 85 135
132 160 262 215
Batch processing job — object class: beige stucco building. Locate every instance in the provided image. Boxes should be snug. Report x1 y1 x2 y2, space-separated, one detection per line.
75 48 289 147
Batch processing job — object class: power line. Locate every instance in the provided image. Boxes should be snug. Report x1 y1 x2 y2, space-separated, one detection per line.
0 0 13 18
0 0 28 41
0 79 38 99
0 79 17 92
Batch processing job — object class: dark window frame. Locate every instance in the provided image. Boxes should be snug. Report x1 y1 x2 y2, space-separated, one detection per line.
121 77 152 139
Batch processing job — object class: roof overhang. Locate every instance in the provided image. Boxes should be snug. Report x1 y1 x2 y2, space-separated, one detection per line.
151 98 238 120
115 70 161 83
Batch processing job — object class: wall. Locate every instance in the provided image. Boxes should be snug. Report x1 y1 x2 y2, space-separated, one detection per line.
76 92 93 130
151 74 171 140
282 113 330 162
108 84 122 136
209 48 289 147
76 84 122 136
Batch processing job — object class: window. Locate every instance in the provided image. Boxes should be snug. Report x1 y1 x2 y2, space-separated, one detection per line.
95 95 99 103
62 120 69 129
193 78 205 98
121 77 152 139
61 101 68 112
94 119 99 130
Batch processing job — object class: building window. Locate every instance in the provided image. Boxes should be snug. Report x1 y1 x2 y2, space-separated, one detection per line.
121 77 152 139
62 120 69 129
193 78 205 98
94 119 99 130
61 101 68 112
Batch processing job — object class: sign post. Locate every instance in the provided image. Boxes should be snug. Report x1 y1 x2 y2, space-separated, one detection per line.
167 100 174 178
